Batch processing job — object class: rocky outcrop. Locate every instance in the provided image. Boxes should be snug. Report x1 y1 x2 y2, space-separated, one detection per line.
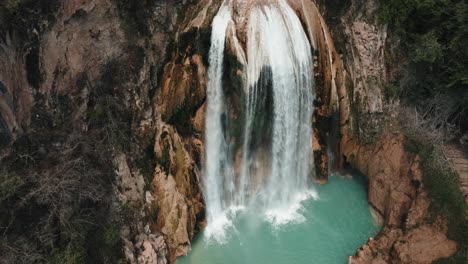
339 0 389 144
342 132 416 226
392 226 457 263
328 0 459 262
0 0 208 263
33 1 197 262
132 234 168 264
41 0 125 95
0 35 34 151
350 224 457 264
148 1 222 261
150 120 205 261
113 153 170 264
1 0 461 263
343 131 458 263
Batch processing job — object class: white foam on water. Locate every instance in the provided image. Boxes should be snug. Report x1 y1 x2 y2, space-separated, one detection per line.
203 205 246 244
265 189 319 227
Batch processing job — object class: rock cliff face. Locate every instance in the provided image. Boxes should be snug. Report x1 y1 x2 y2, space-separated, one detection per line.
0 0 208 262
0 0 461 263
289 0 346 180
322 0 459 262
343 131 458 263
155 0 459 261
151 1 222 260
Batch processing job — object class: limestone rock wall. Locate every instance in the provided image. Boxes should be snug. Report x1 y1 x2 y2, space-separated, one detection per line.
332 0 390 144
320 0 459 262
150 1 221 261
343 131 457 263
0 0 460 263
0 0 207 263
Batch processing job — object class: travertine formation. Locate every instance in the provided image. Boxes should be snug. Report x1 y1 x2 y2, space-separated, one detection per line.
335 0 458 262
0 0 461 263
344 132 458 263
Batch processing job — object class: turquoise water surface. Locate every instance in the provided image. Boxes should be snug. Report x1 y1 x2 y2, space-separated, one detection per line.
177 175 380 264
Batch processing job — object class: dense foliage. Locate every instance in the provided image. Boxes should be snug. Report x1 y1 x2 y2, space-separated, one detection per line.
384 1 468 262
381 0 468 130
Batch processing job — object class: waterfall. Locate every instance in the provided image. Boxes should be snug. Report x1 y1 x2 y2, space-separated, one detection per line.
204 0 316 241
204 2 235 240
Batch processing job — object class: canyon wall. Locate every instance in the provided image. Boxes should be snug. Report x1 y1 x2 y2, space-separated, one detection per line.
0 0 212 262
320 0 459 262
0 0 460 263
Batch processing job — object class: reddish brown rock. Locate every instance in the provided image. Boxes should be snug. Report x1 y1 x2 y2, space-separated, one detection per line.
151 119 205 262
344 131 458 263
392 226 458 264
0 36 33 144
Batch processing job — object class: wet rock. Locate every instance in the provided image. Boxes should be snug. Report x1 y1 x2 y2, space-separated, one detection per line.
151 119 204 261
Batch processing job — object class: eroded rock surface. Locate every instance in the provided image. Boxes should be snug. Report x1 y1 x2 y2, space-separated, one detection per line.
343 131 458 263
1 0 462 263
316 0 461 261
338 0 390 145
150 120 205 260
350 224 458 264
1 0 208 263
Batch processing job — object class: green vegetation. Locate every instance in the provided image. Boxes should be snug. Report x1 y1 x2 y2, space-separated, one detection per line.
165 101 195 135
3 0 22 13
49 244 85 264
0 130 124 263
380 0 468 120
0 170 24 204
383 83 398 99
155 133 172 177
91 224 123 262
404 132 467 263
0 46 148 264
386 5 468 260
46 224 122 264
316 0 351 54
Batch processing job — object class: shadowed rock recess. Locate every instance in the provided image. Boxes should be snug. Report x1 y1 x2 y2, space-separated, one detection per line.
0 0 464 263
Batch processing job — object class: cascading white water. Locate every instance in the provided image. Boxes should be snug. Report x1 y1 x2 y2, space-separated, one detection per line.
204 0 315 241
204 3 236 240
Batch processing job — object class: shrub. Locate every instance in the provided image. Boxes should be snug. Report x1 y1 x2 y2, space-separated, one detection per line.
421 143 467 264
49 244 85 264
0 170 25 204
401 109 467 263
411 31 443 64
380 0 468 131
383 83 398 99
